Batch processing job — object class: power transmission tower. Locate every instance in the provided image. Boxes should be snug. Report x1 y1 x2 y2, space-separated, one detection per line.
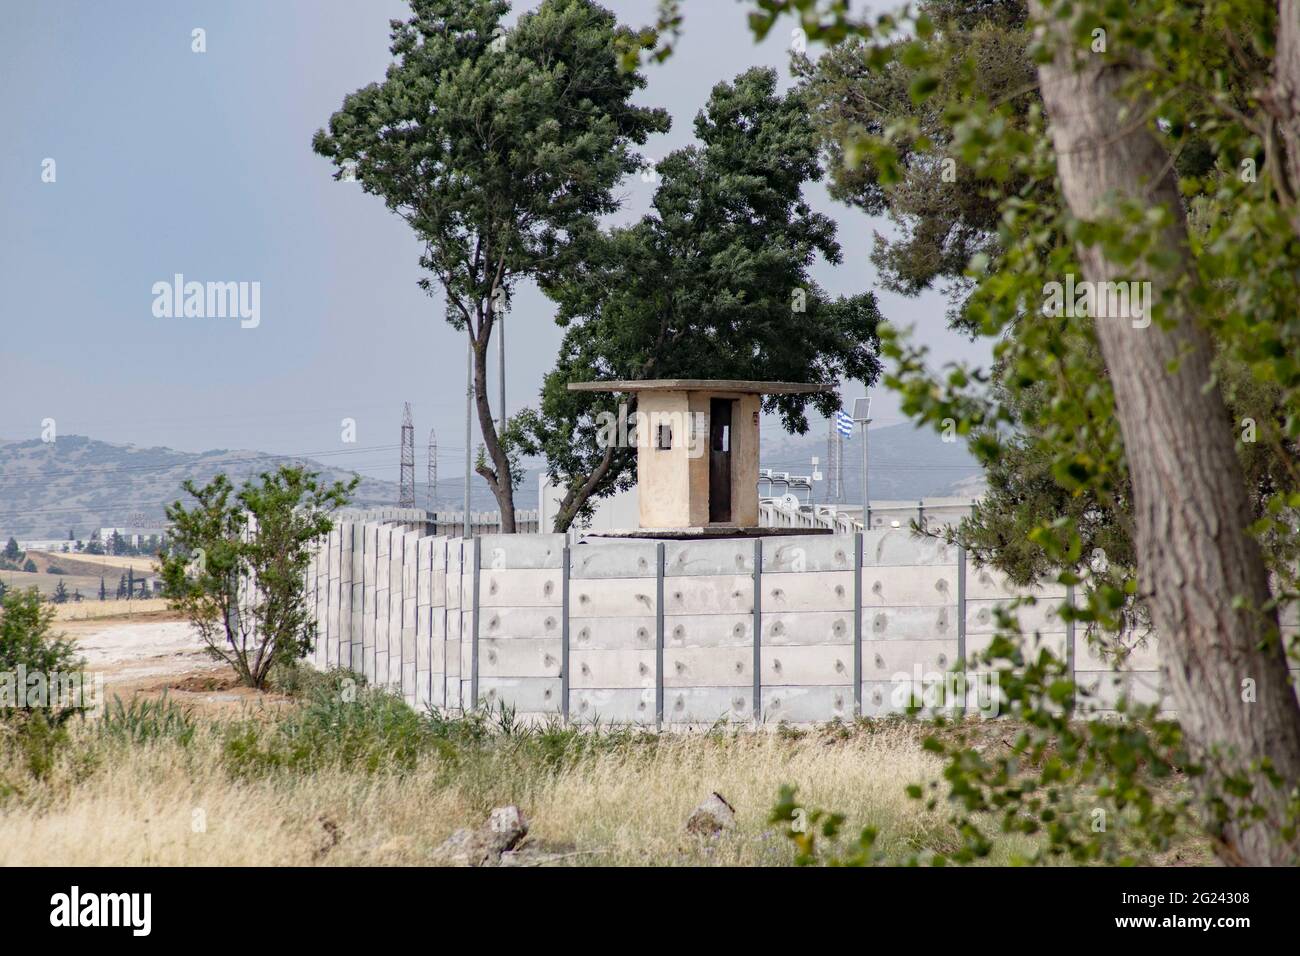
399 402 416 509
426 427 437 511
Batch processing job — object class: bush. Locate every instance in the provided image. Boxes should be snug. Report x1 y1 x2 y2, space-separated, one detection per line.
222 673 451 776
99 695 197 747
0 588 84 720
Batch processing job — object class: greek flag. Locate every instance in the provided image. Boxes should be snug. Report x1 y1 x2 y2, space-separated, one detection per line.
834 410 854 437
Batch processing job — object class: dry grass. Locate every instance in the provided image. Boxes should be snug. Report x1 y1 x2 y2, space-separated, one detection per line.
30 551 158 574
54 597 173 622
0 709 1043 866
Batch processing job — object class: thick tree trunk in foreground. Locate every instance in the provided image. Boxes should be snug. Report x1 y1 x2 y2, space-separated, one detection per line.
1034 6 1300 864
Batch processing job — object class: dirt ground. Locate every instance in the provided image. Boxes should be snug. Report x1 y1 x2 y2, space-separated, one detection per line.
62 610 293 717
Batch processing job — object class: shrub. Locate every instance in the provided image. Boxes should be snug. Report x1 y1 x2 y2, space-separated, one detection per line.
99 695 197 746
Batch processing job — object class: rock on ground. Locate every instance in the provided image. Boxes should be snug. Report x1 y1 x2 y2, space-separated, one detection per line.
433 806 529 866
685 792 736 837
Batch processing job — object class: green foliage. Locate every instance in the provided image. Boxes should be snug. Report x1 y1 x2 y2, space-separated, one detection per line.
520 67 883 528
0 587 84 721
624 0 1300 864
0 588 86 779
771 784 882 865
222 671 445 776
220 670 660 786
312 0 669 512
782 0 1299 623
99 695 197 747
159 465 355 690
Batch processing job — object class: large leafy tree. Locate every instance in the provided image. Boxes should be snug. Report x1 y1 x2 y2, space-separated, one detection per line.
790 0 1299 625
519 67 882 529
312 0 669 532
632 0 1300 864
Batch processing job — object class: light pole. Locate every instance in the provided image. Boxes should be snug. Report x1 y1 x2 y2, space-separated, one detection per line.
851 396 872 531
498 312 505 533
465 340 473 538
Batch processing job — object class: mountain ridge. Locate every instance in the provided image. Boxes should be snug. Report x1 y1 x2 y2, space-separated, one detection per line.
0 424 983 537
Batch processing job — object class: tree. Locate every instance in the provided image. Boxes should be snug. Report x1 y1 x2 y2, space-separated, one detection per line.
159 466 356 690
1028 0 1300 865
702 0 1300 865
313 0 669 532
3 537 20 562
788 1 1297 625
109 531 125 556
520 67 882 529
98 577 106 602
0 587 85 738
51 580 68 605
21 559 36 574
116 574 127 600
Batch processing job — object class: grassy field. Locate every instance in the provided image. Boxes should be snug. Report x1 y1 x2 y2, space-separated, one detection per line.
0 671 1210 867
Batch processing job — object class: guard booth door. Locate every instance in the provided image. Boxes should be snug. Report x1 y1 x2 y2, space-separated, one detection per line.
709 398 733 523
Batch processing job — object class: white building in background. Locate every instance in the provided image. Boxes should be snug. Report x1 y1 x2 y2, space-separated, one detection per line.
14 539 73 552
97 527 168 548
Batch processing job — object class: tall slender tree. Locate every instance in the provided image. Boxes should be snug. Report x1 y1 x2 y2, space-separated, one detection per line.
313 0 669 531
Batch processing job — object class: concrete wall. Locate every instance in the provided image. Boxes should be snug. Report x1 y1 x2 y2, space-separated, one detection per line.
255 521 1300 727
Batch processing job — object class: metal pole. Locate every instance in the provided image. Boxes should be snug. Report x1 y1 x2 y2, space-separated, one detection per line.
498 313 506 533
752 537 763 725
464 339 473 539
862 420 870 531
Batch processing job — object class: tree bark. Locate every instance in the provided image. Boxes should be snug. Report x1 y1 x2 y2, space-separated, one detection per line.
552 444 634 532
1033 5 1300 864
471 314 517 534
1267 0 1300 212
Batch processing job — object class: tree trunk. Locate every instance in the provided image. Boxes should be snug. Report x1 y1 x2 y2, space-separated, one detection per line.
1268 0 1300 212
1033 6 1300 864
552 444 634 532
470 319 517 533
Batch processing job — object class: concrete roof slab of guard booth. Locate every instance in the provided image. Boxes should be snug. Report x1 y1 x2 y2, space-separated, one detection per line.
567 379 833 533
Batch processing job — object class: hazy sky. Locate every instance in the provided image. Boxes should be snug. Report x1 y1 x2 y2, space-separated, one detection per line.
0 0 988 486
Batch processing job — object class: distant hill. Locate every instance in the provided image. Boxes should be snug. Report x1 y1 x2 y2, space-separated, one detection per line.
0 435 407 539
0 423 984 538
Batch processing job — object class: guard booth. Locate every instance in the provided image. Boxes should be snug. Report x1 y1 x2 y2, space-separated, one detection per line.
567 379 831 536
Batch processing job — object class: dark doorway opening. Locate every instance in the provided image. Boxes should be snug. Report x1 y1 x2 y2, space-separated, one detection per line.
709 398 733 523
